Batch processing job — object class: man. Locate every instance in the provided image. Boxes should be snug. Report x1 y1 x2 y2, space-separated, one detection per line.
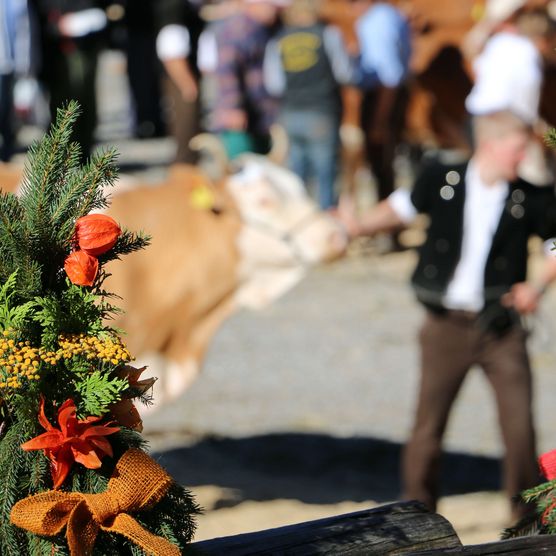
0 0 36 161
343 110 556 519
353 0 411 203
465 0 555 186
209 0 290 159
155 0 205 163
263 0 354 209
32 0 109 160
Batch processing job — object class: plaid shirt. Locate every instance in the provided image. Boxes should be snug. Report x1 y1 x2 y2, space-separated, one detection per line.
211 13 277 135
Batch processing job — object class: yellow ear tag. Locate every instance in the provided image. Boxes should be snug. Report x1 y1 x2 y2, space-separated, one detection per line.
190 184 216 210
471 1 485 21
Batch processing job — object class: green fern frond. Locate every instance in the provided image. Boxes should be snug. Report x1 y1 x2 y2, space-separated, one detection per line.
75 370 128 417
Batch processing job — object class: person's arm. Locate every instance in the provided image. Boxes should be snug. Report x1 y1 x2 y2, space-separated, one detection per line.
263 38 286 97
156 24 198 102
504 248 556 314
340 188 415 238
323 25 354 85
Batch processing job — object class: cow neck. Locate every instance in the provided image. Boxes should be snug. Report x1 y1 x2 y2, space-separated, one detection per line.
241 206 324 266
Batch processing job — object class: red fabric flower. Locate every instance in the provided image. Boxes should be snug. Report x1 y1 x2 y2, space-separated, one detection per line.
21 397 120 489
64 250 99 287
75 214 121 256
539 449 556 481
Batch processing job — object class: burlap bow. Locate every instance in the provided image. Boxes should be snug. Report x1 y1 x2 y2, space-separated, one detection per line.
10 448 180 556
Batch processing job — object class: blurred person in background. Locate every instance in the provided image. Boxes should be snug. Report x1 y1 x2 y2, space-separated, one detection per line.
210 0 290 159
120 0 165 140
465 0 556 187
264 0 353 210
155 0 205 164
341 109 556 520
31 0 109 160
0 0 37 162
351 0 412 250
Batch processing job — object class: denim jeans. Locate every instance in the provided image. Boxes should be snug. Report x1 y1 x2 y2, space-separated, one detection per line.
280 109 341 210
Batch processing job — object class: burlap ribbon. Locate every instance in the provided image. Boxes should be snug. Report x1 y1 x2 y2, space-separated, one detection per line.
10 448 180 556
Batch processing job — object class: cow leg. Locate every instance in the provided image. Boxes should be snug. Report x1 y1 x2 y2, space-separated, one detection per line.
157 297 238 404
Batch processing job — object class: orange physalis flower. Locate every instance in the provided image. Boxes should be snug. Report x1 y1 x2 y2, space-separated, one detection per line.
540 449 556 481
75 214 121 256
64 250 99 287
21 397 120 489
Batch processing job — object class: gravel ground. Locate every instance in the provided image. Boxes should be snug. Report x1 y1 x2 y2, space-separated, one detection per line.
144 249 556 459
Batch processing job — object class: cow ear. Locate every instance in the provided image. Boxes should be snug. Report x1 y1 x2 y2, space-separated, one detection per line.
168 164 229 214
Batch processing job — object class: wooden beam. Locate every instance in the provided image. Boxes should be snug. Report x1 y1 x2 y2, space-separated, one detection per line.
413 534 556 555
186 500 463 555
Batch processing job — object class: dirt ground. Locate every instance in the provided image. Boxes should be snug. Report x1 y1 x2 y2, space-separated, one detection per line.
142 246 556 548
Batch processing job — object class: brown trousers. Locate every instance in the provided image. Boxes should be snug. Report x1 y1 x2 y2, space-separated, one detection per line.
402 310 539 518
163 77 201 165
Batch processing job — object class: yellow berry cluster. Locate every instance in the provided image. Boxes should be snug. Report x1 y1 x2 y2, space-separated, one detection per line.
0 329 56 389
57 333 133 366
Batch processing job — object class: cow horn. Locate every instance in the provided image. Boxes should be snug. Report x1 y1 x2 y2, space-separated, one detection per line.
189 133 229 179
267 124 289 166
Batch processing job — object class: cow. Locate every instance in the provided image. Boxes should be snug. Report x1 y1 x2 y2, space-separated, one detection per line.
104 144 348 408
0 162 26 194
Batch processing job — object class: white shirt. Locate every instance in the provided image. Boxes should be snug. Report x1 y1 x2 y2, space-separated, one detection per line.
389 161 508 311
156 24 191 61
465 31 542 124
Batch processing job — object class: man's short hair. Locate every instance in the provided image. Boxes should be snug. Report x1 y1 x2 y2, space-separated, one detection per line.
472 110 532 144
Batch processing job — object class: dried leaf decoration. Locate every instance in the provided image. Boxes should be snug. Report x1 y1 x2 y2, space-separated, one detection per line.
64 250 99 287
21 397 120 489
75 214 121 256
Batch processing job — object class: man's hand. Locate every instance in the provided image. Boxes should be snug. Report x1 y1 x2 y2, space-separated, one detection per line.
337 197 361 239
502 282 543 315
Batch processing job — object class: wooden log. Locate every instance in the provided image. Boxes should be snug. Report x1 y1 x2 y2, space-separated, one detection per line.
186 500 463 555
413 534 556 555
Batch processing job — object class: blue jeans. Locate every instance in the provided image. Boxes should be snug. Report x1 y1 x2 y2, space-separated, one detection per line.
280 109 341 210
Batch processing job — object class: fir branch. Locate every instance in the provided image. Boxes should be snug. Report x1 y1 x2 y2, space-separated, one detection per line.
520 480 556 504
26 533 68 556
0 192 27 282
19 102 81 239
50 148 119 246
98 229 151 265
501 510 542 539
0 420 30 554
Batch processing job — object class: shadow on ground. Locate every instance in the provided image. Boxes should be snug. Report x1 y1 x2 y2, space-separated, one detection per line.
153 433 501 507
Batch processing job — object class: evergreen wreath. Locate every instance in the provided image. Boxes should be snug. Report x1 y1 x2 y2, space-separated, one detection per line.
502 449 556 539
0 102 199 554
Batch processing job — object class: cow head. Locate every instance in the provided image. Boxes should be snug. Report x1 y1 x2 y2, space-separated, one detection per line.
227 154 347 266
189 132 348 309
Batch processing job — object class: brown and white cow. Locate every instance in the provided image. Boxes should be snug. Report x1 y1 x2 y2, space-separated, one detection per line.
105 153 347 408
0 148 347 408
0 162 26 194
